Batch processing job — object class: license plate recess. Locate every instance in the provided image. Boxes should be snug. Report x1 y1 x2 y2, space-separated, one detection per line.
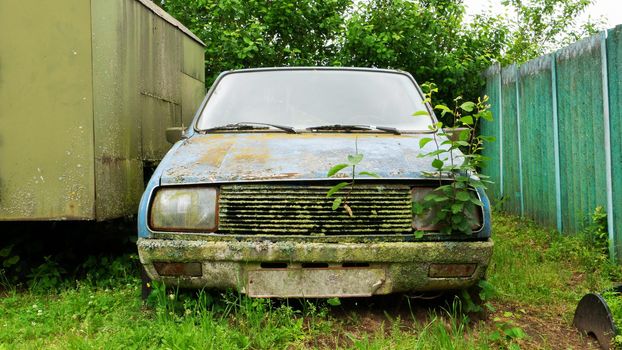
246 267 386 298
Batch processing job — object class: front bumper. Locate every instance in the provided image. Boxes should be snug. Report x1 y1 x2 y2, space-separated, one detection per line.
137 238 493 297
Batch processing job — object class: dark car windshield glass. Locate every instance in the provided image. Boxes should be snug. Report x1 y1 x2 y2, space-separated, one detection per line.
195 70 434 131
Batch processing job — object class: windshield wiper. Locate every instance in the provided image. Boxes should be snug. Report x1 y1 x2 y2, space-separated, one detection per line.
202 122 297 134
306 124 401 135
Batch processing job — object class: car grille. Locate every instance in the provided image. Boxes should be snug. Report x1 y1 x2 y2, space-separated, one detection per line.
218 184 413 235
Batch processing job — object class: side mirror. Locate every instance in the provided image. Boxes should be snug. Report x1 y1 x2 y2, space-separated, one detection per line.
166 127 186 144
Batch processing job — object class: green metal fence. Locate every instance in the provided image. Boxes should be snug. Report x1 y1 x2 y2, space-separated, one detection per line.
482 26 622 259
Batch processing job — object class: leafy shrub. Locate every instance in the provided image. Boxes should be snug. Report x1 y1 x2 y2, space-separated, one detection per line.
413 84 494 235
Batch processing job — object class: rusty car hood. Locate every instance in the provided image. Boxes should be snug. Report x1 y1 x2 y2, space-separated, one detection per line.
159 133 441 184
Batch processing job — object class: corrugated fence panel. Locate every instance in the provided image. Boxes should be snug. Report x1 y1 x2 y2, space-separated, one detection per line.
500 65 522 214
481 64 502 200
556 35 608 234
484 29 622 259
608 25 622 256
518 56 558 227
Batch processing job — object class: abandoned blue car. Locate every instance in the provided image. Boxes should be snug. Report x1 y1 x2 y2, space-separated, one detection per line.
137 67 492 298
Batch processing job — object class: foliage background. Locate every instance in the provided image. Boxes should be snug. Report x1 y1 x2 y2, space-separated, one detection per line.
160 0 601 108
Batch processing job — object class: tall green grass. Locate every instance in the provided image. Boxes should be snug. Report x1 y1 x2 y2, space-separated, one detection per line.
1 212 619 349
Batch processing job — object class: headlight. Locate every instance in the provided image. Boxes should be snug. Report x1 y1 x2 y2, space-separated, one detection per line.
411 187 483 232
149 187 218 232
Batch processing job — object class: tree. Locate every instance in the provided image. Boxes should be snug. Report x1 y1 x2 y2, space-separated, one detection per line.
161 0 603 109
339 0 507 110
161 0 351 86
497 0 603 63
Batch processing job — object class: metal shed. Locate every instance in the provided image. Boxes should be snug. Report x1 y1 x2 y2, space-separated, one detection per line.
0 0 206 221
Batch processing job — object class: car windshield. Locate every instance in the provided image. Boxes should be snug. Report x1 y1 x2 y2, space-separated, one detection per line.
195 70 434 131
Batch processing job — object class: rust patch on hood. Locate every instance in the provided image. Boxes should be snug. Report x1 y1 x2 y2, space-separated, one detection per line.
160 133 449 184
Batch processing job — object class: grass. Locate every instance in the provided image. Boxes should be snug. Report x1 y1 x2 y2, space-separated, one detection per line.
1 212 620 349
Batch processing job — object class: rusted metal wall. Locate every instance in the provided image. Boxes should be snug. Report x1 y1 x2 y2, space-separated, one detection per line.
482 28 620 259
91 0 206 220
0 0 205 221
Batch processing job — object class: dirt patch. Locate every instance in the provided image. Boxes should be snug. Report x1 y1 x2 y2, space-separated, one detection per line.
487 300 601 349
301 295 603 349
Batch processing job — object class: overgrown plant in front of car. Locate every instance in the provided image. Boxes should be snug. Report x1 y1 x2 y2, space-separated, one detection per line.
413 83 494 235
326 142 379 216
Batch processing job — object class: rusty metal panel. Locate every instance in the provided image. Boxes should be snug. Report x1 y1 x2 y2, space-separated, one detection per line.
481 64 502 201
607 25 622 258
500 65 522 214
91 0 145 220
0 0 95 220
518 55 559 228
181 35 206 127
556 35 608 234
91 0 205 219
182 36 205 82
181 74 205 127
139 11 184 162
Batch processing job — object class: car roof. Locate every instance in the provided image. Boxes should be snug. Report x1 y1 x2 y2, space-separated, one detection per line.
221 66 411 76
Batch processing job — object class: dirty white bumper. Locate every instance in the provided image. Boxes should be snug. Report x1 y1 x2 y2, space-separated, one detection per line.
137 238 493 297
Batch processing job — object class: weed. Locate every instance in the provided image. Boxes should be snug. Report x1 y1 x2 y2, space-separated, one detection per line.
489 311 527 349
27 256 66 292
602 291 622 348
1 213 618 349
488 213 619 308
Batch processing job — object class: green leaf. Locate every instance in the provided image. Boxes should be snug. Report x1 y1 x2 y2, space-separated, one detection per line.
331 197 343 211
504 327 526 339
432 158 444 170
480 135 496 142
459 116 474 125
347 154 363 165
327 164 348 177
434 104 453 116
422 149 446 157
414 230 425 239
326 182 349 197
412 202 425 215
4 255 19 267
424 193 440 202
412 110 430 117
327 297 341 306
451 203 463 214
459 129 470 141
481 110 493 121
456 191 470 202
489 331 502 342
470 198 484 207
460 101 476 112
358 171 381 178
0 244 13 257
419 137 433 148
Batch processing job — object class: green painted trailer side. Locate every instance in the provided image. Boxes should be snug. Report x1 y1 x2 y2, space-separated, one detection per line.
608 26 622 256
0 0 205 221
555 35 608 235
518 55 558 228
0 0 96 220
